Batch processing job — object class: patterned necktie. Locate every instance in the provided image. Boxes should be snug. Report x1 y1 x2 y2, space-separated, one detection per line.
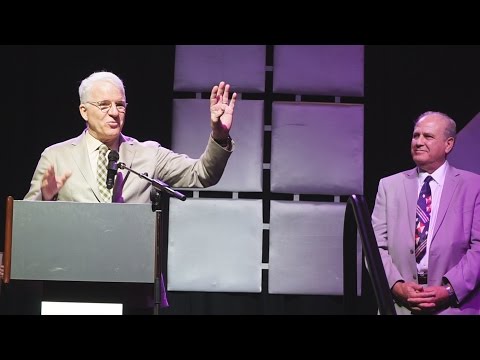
415 175 433 263
97 144 112 203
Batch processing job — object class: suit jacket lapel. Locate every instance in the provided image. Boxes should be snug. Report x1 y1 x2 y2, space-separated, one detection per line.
118 134 136 169
114 134 137 199
403 168 418 240
432 165 459 239
71 130 102 202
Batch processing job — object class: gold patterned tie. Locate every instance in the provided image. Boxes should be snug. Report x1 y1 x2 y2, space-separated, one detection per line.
97 144 112 202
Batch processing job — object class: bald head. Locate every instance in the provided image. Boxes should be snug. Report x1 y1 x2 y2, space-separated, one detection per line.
415 111 456 140
411 111 456 173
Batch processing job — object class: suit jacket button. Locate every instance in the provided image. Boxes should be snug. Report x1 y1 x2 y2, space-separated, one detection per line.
410 249 414 254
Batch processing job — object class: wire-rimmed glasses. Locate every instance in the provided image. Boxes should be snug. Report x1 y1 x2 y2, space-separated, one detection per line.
86 100 128 113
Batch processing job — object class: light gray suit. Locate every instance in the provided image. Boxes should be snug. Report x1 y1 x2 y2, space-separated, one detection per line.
372 164 480 314
25 130 232 202
24 130 233 310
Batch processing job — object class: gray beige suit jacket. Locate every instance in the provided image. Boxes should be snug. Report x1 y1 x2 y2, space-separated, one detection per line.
23 130 233 309
25 130 232 202
372 164 480 315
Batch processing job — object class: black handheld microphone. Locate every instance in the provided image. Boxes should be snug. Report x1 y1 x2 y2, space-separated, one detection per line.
106 150 119 190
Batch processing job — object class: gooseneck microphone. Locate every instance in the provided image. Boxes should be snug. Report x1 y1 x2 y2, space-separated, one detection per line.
106 150 119 190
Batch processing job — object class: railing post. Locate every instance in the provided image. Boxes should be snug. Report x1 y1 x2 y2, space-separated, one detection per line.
343 195 397 315
343 201 358 314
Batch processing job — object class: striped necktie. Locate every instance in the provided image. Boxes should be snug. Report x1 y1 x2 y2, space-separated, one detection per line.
415 175 433 263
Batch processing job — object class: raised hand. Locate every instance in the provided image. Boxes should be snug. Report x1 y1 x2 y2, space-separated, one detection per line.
210 81 237 141
41 165 72 201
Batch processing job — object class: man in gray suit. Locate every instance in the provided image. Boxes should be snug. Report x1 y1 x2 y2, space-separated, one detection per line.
372 111 480 315
1 71 237 313
25 71 236 202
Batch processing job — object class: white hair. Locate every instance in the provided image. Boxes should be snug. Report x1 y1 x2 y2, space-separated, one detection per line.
78 71 125 103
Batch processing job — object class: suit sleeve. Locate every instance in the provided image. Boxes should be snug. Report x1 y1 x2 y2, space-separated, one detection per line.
24 150 53 201
154 135 233 188
444 187 480 303
371 178 404 288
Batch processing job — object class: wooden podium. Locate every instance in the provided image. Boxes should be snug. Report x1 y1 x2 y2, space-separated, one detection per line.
2 196 163 314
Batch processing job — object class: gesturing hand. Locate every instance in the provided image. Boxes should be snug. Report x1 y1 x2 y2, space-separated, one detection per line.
41 165 72 201
210 81 237 141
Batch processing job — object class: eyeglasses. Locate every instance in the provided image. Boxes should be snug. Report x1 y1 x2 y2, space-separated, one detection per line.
86 100 128 113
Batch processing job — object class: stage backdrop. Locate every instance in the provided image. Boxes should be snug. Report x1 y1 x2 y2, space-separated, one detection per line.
1 45 479 314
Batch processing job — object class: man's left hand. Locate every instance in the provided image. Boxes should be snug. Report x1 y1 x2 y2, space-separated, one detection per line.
210 81 237 141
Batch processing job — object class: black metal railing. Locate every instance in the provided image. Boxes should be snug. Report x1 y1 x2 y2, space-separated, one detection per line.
343 194 396 315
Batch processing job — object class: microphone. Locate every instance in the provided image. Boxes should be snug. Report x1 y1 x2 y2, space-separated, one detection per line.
106 150 119 190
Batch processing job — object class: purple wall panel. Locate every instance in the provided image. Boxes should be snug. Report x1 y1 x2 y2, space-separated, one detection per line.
448 112 480 175
273 45 364 96
268 201 362 295
174 45 266 92
172 99 264 192
271 102 364 195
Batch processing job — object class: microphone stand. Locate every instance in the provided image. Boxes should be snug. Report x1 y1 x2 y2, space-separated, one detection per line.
117 162 186 315
117 162 186 201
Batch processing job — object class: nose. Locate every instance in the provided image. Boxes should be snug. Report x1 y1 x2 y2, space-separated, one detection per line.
414 136 425 146
107 103 120 115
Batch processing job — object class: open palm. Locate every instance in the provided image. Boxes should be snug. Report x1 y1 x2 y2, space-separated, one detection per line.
210 81 237 138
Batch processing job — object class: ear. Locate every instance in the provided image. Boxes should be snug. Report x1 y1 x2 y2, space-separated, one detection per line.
445 137 455 155
79 104 88 121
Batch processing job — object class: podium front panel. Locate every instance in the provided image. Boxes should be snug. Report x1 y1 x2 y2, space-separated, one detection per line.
11 201 156 283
